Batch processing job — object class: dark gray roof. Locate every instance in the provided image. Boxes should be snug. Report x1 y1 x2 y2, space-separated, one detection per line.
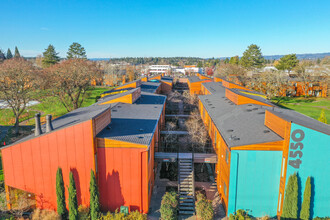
97 88 140 104
3 104 111 148
199 94 283 148
202 82 226 95
140 81 161 93
188 76 203 83
97 93 166 146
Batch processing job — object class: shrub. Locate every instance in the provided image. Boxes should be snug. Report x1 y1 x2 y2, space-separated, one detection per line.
300 177 312 220
160 191 178 220
78 205 90 220
90 170 100 220
31 208 60 220
56 167 67 219
69 172 78 220
282 173 298 219
318 109 327 124
195 192 214 220
126 210 147 220
229 209 252 220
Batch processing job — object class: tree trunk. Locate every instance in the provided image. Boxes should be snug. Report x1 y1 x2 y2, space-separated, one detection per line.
14 116 20 135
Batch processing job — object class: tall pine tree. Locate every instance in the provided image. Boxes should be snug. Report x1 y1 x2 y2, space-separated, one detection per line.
69 172 79 220
240 44 264 68
7 48 13 59
14 46 20 58
56 168 67 219
67 42 87 59
90 170 100 220
282 173 299 219
300 177 312 220
42 44 60 67
0 50 5 61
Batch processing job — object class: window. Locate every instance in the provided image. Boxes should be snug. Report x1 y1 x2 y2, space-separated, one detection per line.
225 149 229 164
278 193 282 212
223 181 227 196
281 157 286 177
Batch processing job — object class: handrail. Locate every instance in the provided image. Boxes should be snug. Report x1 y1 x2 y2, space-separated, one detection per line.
192 144 196 214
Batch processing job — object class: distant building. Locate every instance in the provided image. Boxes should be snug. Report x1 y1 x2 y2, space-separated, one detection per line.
148 65 171 74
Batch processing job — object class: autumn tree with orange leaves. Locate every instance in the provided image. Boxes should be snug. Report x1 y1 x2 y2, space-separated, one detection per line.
47 59 102 112
0 58 40 134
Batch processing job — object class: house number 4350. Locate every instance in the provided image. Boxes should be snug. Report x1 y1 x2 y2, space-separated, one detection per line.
289 129 305 169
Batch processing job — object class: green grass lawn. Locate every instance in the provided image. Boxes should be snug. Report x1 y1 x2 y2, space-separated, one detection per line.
0 86 111 126
272 97 330 124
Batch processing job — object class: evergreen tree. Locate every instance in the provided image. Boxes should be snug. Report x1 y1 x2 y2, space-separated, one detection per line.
318 109 327 124
56 168 67 219
282 173 299 219
300 177 312 220
229 56 239 65
224 58 229 64
240 44 265 68
69 172 79 220
7 48 13 59
0 49 5 61
90 170 100 220
67 42 87 59
275 54 299 73
14 46 21 58
42 44 60 67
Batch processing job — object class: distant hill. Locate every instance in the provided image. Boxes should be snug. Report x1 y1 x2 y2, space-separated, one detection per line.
89 52 330 61
262 52 330 60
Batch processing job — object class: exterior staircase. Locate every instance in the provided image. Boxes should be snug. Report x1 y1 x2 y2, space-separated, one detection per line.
178 154 195 215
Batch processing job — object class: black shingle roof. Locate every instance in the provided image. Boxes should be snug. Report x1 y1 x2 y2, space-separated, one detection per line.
199 94 283 148
96 93 166 146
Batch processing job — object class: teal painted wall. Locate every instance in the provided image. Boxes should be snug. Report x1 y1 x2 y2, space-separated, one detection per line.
285 123 330 218
228 150 282 217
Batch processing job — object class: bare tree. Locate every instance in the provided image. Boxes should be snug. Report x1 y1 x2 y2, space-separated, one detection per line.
0 58 40 134
294 60 314 98
214 63 248 85
48 59 102 112
185 109 208 151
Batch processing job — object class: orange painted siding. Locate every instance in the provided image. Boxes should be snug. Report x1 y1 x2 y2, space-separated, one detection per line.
225 89 272 107
214 77 222 82
222 80 252 91
1 120 95 210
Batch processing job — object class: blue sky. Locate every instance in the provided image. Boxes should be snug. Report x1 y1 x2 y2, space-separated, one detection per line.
1 0 330 58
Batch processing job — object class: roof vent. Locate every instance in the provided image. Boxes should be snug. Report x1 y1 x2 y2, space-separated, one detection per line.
263 130 270 133
248 104 252 106
34 113 42 136
227 129 234 132
112 109 117 112
138 136 144 139
139 128 144 132
118 106 122 108
211 107 215 109
253 108 258 110
233 137 240 141
246 109 252 112
106 125 111 130
45 114 54 133
258 112 265 114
